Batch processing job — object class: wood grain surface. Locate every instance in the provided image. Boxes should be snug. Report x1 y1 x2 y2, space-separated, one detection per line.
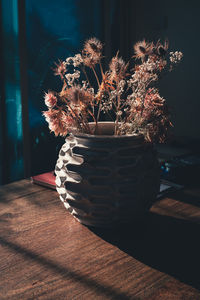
0 179 200 299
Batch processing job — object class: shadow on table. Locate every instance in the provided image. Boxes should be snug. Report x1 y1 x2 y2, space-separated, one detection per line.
90 212 200 291
0 237 131 300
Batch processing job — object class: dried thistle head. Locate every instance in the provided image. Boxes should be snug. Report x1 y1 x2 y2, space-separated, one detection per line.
44 91 57 108
43 109 69 136
153 40 169 57
84 37 103 56
109 53 128 81
82 37 103 67
82 54 99 68
53 60 66 77
133 40 153 60
65 86 93 107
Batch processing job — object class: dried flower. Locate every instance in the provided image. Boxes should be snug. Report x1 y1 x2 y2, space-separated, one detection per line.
169 51 183 64
84 37 103 57
43 37 183 142
65 70 80 86
154 40 169 57
53 60 66 77
44 92 57 108
43 109 69 136
109 54 128 81
66 54 83 67
128 88 172 142
133 40 153 60
65 86 93 107
82 37 103 67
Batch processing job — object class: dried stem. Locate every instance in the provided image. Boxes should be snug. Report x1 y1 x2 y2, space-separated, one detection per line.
82 66 92 88
99 62 104 78
88 109 97 124
92 66 101 88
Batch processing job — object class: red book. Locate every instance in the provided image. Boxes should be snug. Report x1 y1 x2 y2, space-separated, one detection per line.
31 171 56 190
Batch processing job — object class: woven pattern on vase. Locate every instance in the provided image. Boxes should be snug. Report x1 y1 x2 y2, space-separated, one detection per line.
55 133 160 227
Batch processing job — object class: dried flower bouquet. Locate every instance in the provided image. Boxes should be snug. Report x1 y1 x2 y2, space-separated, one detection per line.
43 38 183 143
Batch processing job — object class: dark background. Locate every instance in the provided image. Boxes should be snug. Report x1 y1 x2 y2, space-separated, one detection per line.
0 0 199 185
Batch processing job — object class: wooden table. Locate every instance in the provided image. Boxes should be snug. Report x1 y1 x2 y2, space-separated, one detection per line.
0 179 200 299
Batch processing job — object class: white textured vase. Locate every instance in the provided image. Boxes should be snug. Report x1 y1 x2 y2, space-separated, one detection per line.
55 122 160 227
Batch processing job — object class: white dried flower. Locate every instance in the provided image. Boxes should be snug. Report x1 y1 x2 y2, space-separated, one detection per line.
169 51 183 63
116 111 122 116
88 87 94 95
73 54 83 67
65 70 80 86
65 57 74 65
82 80 89 89
65 54 83 67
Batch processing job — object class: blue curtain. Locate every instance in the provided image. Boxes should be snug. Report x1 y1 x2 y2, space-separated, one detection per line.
0 0 24 184
0 0 135 185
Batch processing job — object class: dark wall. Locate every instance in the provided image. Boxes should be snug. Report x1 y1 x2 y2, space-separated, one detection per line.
134 0 200 139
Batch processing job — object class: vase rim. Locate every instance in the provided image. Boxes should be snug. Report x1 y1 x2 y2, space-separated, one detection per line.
70 121 144 140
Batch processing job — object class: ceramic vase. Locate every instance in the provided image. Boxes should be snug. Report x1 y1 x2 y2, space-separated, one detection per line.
55 122 160 227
